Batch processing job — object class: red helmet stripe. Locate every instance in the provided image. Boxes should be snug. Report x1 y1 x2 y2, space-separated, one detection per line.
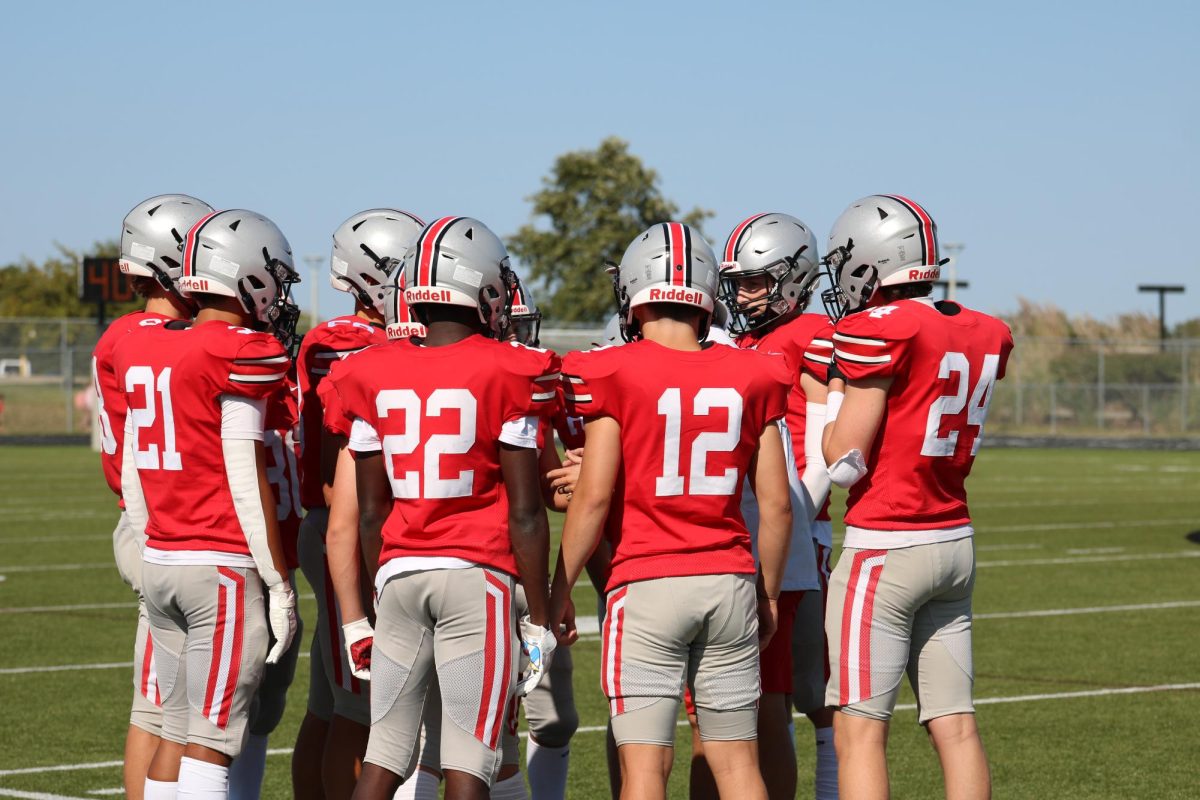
415 216 460 287
182 211 221 278
723 213 768 263
666 222 687 286
882 195 938 266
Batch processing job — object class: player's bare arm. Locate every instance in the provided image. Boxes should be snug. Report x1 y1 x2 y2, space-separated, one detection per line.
822 375 890 487
537 437 572 512
326 444 369 622
749 421 793 649
549 416 619 641
353 448 390 577
502 442 552 627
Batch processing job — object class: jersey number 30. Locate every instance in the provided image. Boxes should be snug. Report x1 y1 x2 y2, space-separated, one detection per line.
921 352 1000 457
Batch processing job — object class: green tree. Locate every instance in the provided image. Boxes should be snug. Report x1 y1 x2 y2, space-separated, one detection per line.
507 137 712 323
0 241 130 319
0 242 133 351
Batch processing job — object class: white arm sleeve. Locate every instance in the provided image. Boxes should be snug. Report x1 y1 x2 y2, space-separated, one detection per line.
119 415 149 552
799 402 832 523
220 395 267 441
348 417 381 452
828 448 868 489
223 436 287 590
499 415 539 449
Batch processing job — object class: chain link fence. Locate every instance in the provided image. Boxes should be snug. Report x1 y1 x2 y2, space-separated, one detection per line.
1 317 1197 439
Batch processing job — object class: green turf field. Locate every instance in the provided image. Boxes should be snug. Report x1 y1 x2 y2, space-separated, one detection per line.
0 445 1197 798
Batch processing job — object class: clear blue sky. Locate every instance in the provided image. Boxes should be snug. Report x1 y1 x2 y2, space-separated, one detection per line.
1 1 1196 323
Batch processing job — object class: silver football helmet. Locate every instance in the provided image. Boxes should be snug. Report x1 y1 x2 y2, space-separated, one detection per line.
381 272 427 341
178 209 301 350
401 216 514 334
822 195 944 319
718 212 821 334
612 222 719 341
504 276 542 347
119 194 215 300
330 209 425 315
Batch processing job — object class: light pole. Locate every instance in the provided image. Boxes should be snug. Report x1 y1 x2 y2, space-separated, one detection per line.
942 242 965 302
1137 284 1185 351
303 254 324 328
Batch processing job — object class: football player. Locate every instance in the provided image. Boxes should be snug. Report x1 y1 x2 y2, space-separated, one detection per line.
92 193 213 800
321 280 443 800
498 280 580 800
292 209 424 800
718 212 838 800
549 222 794 800
820 195 1013 800
115 209 301 800
323 217 560 800
229 374 306 800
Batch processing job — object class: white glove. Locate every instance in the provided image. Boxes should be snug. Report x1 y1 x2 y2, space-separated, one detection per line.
265 584 298 665
343 617 374 680
513 617 557 697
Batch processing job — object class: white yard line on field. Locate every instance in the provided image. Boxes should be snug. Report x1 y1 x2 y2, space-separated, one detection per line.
0 536 108 545
0 596 315 614
975 543 1043 551
0 602 136 615
0 788 93 799
0 564 110 574
981 518 1197 533
977 550 1200 568
3 683 1197 780
975 600 1200 619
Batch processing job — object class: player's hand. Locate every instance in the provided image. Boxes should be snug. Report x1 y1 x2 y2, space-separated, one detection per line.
547 462 580 499
564 447 584 466
558 595 579 647
342 617 374 680
514 617 557 696
757 596 778 651
265 584 298 664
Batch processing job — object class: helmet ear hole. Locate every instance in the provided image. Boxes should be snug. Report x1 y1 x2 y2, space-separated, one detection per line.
246 275 266 290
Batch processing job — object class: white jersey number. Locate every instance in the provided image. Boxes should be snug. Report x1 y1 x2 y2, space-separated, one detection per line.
376 388 477 499
124 366 183 471
265 429 302 520
921 352 1000 457
655 387 743 497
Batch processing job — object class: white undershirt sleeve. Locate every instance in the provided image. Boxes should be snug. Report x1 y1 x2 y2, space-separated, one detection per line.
119 414 149 552
499 415 539 448
348 417 382 452
220 395 267 441
799 402 832 522
220 396 284 589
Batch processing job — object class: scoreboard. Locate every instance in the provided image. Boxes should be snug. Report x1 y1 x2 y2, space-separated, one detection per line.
79 257 137 304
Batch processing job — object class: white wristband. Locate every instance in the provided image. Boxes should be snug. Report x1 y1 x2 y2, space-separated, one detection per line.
825 390 845 424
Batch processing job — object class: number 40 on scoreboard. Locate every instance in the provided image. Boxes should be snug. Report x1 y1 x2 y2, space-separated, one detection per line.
79 256 136 326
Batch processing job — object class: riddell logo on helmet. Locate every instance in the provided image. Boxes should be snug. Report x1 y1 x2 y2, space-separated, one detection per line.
405 288 453 303
178 277 210 292
649 287 704 304
907 267 940 281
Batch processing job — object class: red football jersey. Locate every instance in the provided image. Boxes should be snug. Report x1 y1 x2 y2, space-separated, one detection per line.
264 382 302 569
111 320 290 556
92 310 175 501
737 312 835 521
326 334 561 575
563 339 791 591
296 316 388 509
832 299 1014 532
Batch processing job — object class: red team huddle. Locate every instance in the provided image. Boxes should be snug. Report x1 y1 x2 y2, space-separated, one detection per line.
94 191 1012 800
